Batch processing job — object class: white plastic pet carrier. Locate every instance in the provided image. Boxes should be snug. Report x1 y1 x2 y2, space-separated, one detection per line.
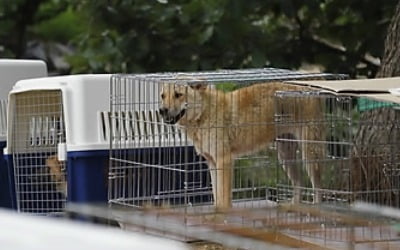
0 59 47 141
0 59 47 209
4 74 112 214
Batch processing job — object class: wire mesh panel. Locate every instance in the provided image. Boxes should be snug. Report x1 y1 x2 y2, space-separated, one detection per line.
109 76 211 208
351 98 400 207
275 91 400 207
109 68 346 211
11 90 66 214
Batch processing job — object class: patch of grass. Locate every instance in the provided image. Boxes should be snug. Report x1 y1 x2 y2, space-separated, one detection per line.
215 82 240 92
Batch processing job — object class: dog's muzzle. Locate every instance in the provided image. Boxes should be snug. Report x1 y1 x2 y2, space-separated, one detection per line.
159 108 186 124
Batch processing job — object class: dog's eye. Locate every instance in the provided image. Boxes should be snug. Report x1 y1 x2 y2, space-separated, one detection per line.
174 92 183 98
161 93 165 99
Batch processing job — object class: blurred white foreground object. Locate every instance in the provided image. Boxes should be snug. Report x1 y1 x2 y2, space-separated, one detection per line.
0 209 188 250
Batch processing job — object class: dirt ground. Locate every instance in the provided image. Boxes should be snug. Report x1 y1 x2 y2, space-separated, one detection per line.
189 242 237 250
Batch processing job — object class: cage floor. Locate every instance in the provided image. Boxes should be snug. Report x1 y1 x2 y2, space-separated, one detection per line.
111 200 400 249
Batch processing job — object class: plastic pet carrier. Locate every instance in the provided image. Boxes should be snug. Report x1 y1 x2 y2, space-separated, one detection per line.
0 59 47 209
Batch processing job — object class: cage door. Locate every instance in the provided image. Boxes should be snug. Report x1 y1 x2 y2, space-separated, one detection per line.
11 90 67 214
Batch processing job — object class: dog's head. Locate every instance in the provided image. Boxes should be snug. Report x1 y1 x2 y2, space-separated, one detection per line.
159 83 206 125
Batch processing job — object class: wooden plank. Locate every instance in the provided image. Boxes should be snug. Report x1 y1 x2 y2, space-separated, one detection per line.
219 226 333 250
278 204 382 227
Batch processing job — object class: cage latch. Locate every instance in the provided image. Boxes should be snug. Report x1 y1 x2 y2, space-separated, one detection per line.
57 142 67 162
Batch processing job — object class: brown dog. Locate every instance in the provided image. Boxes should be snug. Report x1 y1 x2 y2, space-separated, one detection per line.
46 155 67 197
159 82 324 211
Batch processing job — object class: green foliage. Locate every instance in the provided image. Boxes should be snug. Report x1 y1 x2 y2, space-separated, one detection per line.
66 29 129 73
0 0 398 76
215 82 239 92
63 0 397 76
33 7 87 42
233 149 283 200
0 0 70 57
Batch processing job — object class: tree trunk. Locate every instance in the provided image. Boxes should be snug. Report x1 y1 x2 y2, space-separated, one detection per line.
351 0 400 206
376 0 400 77
12 0 43 58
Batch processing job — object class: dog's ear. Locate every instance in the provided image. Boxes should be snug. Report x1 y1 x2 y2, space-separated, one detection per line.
189 82 207 92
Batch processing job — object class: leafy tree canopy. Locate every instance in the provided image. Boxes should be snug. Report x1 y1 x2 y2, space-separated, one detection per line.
1 0 398 77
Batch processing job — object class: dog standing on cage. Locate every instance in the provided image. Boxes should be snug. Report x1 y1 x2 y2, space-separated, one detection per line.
159 81 324 211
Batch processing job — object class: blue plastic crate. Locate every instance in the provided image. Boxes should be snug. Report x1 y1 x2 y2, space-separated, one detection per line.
0 141 13 209
67 150 109 204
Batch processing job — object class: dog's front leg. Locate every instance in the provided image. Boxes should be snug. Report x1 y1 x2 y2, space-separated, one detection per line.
201 153 218 208
203 152 232 211
213 153 233 211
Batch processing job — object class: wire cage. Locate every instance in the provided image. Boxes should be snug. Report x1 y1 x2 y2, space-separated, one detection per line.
274 90 400 208
105 73 400 249
108 68 347 211
0 59 47 209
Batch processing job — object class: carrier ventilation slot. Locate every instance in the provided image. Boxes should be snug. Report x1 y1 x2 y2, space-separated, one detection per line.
100 110 186 145
29 116 62 147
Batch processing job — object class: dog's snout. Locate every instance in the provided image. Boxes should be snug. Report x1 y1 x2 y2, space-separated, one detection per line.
159 107 168 116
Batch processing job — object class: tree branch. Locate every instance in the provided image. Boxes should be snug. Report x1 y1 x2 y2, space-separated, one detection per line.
309 34 381 68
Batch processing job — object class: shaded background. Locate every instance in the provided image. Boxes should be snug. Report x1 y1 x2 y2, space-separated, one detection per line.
0 0 397 77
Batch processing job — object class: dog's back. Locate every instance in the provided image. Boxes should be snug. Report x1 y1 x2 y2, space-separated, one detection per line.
227 82 322 157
